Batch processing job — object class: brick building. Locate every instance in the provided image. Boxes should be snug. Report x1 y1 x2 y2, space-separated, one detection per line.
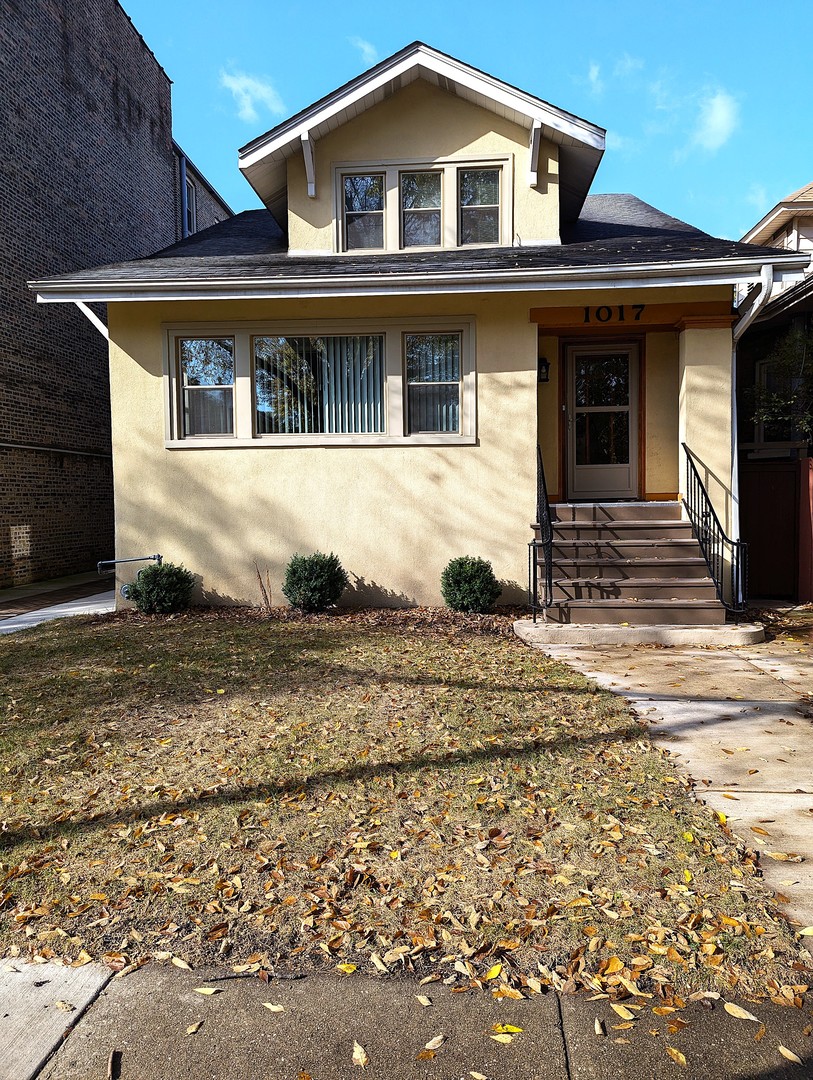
0 0 230 587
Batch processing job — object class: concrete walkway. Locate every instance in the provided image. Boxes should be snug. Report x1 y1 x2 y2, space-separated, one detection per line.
0 573 115 635
517 625 813 927
0 960 809 1080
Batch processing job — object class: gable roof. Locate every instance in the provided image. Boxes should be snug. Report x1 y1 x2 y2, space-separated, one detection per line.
238 41 605 227
742 182 813 246
30 196 810 303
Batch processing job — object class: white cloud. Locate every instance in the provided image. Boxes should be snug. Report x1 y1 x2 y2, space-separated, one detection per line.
614 53 644 78
587 62 604 97
606 130 638 154
690 89 738 151
220 70 285 124
349 36 378 67
745 182 769 211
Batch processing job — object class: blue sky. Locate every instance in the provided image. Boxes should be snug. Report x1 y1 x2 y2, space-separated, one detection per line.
122 0 812 240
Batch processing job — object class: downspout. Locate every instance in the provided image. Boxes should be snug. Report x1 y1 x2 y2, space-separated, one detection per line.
179 153 189 240
730 262 775 545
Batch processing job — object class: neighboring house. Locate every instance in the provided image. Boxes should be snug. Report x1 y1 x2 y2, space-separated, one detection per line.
737 185 813 601
30 43 809 623
0 0 230 589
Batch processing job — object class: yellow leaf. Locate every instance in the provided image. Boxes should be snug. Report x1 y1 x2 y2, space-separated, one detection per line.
262 1003 285 1013
470 1073 488 1080
186 1021 204 1035
193 987 222 995
424 1034 445 1051
490 1034 513 1044
716 811 727 824
484 963 502 981
723 1002 759 1022
682 832 694 843
171 957 192 970
610 1004 635 1021
415 995 432 1007
492 1024 523 1034
666 1046 687 1067
798 926 813 936
683 870 692 884
352 1040 369 1068
778 1045 802 1065
336 963 357 974
216 689 225 695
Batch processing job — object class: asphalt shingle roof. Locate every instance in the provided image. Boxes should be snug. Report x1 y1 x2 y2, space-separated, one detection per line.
31 195 792 290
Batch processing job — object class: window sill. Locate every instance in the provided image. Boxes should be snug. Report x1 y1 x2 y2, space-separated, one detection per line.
165 435 478 450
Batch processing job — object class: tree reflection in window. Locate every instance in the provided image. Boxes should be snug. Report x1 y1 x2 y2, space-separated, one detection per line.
179 337 234 436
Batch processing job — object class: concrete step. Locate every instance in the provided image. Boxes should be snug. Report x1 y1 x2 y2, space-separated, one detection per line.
542 599 727 625
551 520 695 542
551 501 683 523
552 577 718 601
550 557 710 580
545 538 702 560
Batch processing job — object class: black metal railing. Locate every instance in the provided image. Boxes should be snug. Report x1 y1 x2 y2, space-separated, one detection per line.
682 443 748 613
529 446 554 621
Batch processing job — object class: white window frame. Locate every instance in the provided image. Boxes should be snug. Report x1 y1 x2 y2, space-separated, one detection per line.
334 156 512 254
185 178 197 235
163 318 476 448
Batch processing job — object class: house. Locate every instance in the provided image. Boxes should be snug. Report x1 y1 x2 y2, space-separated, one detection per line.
29 43 810 622
737 184 813 602
0 0 230 589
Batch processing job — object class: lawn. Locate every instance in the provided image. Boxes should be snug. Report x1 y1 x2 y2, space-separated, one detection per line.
0 609 808 1007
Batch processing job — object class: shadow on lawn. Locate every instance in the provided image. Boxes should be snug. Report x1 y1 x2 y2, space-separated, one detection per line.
0 715 645 854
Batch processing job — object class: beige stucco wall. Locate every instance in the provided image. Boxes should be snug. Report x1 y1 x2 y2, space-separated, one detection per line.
287 78 559 252
107 294 538 609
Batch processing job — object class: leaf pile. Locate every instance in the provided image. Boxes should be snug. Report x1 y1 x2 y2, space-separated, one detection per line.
0 611 809 1007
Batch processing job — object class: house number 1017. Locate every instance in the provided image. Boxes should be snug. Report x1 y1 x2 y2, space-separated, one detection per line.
583 304 645 323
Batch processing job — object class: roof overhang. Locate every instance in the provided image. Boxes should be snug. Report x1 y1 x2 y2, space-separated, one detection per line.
742 202 813 246
31 253 810 305
238 42 605 226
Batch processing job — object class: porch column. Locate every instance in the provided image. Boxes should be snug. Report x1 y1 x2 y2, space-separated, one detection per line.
678 321 735 534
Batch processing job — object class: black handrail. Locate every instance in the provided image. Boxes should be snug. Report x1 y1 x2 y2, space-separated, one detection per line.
528 446 554 621
682 443 748 613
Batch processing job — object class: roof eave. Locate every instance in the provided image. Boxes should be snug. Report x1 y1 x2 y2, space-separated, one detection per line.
31 253 810 305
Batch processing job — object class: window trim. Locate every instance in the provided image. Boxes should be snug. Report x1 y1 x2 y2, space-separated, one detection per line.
163 318 476 448
334 156 512 254
175 335 236 440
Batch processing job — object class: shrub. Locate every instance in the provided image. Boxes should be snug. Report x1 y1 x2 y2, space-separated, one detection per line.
282 551 349 613
441 555 502 613
127 562 196 615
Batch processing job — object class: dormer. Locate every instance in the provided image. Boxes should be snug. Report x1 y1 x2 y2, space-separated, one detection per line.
238 42 604 255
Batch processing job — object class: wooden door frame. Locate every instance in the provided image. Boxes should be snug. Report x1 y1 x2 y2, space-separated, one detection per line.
558 335 646 502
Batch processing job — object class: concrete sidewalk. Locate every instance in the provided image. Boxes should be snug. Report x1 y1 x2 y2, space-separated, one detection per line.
0 572 115 635
517 623 813 928
0 960 809 1080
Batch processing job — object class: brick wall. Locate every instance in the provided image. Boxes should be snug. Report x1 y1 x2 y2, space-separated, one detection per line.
0 0 206 586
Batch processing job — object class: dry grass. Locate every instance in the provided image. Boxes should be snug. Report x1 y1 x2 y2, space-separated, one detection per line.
0 608 808 1005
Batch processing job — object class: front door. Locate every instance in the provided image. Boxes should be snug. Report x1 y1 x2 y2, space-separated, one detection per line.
567 343 639 500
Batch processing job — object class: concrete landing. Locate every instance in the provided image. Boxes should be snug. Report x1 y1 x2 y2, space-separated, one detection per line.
514 619 765 647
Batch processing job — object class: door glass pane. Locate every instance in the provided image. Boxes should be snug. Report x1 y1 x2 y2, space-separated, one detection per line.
575 412 630 465
574 355 629 407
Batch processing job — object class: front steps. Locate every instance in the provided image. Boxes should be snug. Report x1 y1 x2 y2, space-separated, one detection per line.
532 501 727 625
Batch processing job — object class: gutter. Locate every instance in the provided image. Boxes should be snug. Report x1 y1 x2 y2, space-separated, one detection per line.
31 253 811 305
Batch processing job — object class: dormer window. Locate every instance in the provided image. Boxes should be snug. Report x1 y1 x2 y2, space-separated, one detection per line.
337 158 510 253
343 174 385 250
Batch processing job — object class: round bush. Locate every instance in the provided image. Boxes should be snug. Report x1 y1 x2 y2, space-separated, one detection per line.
127 562 196 614
440 555 502 613
282 551 349 613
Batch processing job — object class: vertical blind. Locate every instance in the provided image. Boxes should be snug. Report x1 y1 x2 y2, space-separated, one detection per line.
405 333 461 434
254 335 385 435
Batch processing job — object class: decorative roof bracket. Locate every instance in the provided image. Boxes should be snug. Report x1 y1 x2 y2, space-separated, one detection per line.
301 132 316 199
528 120 542 189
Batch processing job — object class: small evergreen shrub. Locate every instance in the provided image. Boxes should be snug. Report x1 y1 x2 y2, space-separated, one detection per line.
441 555 502 613
282 551 349 613
127 562 196 614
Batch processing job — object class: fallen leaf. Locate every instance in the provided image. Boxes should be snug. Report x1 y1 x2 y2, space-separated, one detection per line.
370 953 387 973
610 1004 635 1021
262 1003 285 1013
171 957 192 971
666 1046 687 1067
469 1073 488 1080
415 995 432 1007
186 1021 204 1035
490 1034 513 1044
594 1018 605 1036
416 1050 435 1061
484 963 502 981
336 963 357 974
799 927 813 937
492 1024 522 1034
55 1000 75 1012
724 1002 759 1023
778 1045 802 1065
352 1040 369 1068
425 1034 446 1051
193 987 222 995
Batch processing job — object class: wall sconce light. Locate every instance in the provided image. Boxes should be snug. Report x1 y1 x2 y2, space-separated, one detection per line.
537 357 550 383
